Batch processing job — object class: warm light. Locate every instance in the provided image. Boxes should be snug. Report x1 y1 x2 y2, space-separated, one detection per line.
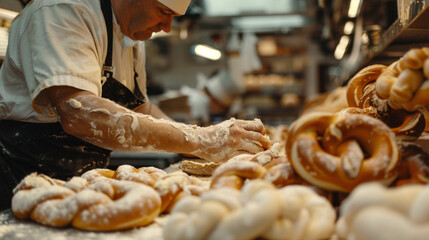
348 0 361 18
151 30 171 38
343 21 354 35
191 44 222 61
0 8 18 20
334 35 350 60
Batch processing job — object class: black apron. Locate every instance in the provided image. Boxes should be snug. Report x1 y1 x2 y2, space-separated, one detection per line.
0 0 145 210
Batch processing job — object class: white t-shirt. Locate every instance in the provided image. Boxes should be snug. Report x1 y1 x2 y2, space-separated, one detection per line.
0 0 147 123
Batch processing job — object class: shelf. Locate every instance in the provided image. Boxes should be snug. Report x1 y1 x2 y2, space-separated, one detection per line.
341 0 429 82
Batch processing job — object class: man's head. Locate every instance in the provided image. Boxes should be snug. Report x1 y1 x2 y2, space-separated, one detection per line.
112 0 191 41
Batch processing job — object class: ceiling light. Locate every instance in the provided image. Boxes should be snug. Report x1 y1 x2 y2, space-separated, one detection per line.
343 21 354 35
191 44 222 61
348 0 361 18
334 35 350 60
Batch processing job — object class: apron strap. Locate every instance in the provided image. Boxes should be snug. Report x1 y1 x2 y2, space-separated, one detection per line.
99 0 146 110
100 0 114 78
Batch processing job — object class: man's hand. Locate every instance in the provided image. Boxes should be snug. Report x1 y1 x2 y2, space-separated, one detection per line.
190 118 271 162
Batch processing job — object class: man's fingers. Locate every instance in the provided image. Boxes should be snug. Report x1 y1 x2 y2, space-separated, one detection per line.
243 131 271 150
239 119 266 134
237 139 266 154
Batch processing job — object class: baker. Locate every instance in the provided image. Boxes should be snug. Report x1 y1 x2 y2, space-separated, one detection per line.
0 0 270 210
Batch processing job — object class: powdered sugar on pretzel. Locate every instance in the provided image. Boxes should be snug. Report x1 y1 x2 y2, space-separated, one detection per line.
336 182 429 240
286 110 399 192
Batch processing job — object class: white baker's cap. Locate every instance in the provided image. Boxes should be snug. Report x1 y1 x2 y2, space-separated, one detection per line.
157 0 192 15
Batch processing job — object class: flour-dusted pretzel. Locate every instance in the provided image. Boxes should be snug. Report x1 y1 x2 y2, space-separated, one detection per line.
12 185 76 219
12 172 65 194
262 185 336 240
81 164 166 187
336 182 429 240
286 110 399 192
72 180 161 231
12 175 162 231
163 187 242 240
154 172 209 213
376 48 429 111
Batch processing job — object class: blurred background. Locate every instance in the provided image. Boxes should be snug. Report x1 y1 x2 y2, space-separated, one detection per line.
1 0 427 166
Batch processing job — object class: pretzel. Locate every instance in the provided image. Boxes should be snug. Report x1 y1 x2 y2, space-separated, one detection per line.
347 64 388 109
209 156 268 190
336 182 429 239
163 187 242 240
286 109 399 192
261 184 336 240
165 180 336 240
376 48 429 111
346 64 426 140
12 172 65 194
81 164 167 186
394 142 429 186
12 176 162 231
153 172 209 213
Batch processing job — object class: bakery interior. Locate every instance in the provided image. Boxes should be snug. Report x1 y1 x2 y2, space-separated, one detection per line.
1 0 429 239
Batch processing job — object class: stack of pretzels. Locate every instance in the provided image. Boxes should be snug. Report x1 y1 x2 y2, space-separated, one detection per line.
11 165 209 231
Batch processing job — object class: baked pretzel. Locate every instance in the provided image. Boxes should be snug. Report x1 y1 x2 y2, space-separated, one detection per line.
153 172 209 213
210 157 267 190
12 175 162 231
394 141 429 186
81 164 167 186
376 47 429 111
286 109 399 192
336 182 429 240
347 64 388 109
347 64 426 140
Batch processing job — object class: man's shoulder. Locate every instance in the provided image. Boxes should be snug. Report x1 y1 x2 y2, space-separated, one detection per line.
25 0 101 14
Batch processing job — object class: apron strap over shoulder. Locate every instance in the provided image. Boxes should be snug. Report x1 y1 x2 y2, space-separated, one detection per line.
99 0 145 110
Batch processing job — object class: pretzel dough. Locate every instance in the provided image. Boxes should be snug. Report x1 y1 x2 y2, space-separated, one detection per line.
179 159 221 176
164 180 336 240
336 182 429 240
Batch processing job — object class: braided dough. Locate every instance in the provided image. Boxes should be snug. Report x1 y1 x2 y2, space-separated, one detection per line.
286 109 399 192
376 47 429 111
336 182 429 240
11 174 162 231
164 179 336 240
